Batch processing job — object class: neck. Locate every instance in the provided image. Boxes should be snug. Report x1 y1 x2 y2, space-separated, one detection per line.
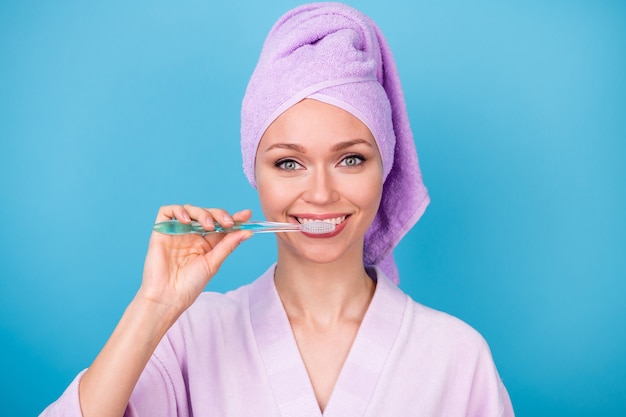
274 252 375 327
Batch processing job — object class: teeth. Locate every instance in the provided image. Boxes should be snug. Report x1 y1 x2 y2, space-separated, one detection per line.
297 216 347 225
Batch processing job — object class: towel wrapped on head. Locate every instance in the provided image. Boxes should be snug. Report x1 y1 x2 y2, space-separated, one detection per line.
241 2 429 284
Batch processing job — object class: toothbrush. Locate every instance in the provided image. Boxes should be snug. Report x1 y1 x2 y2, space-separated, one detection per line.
153 219 336 236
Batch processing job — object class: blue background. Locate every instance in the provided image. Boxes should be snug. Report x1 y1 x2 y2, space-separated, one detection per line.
1 0 625 415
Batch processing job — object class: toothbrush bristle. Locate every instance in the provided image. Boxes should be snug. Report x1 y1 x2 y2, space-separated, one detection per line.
301 221 336 234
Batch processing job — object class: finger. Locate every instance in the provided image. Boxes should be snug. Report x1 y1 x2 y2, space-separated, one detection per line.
155 205 190 223
182 206 236 230
203 230 253 275
181 206 246 233
203 207 236 228
155 205 244 230
232 209 252 223
183 205 218 230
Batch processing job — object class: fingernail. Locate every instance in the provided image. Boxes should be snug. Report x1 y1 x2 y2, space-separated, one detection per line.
223 214 234 225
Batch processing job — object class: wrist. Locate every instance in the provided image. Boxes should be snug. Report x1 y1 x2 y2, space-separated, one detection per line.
126 294 182 342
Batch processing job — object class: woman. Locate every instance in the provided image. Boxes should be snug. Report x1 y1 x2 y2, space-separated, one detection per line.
42 3 514 416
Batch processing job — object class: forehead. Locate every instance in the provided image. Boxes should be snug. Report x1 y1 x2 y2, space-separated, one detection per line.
258 99 377 150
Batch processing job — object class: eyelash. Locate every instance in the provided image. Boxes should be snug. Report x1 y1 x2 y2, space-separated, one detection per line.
274 154 367 171
338 154 366 167
274 159 302 171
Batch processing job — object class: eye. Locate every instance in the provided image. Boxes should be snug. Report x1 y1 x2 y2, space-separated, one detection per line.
338 154 366 167
275 159 303 171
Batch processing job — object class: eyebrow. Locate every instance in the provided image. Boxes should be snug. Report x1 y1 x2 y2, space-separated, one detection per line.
264 139 373 153
331 139 373 152
264 143 306 153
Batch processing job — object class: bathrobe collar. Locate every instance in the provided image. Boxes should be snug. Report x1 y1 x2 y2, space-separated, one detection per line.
249 264 408 417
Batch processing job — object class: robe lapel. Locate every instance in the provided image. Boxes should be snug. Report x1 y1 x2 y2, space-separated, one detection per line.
249 265 408 417
323 268 408 417
249 265 322 417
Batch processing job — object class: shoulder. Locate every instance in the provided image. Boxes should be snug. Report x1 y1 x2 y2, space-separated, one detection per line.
181 283 252 325
165 265 276 348
400 302 514 416
154 282 255 364
375 269 487 352
407 300 487 348
373 288 513 416
376 278 490 364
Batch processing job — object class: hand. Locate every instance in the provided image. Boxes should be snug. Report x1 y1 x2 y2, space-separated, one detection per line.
138 204 253 317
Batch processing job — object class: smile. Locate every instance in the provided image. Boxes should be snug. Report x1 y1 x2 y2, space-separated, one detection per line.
295 215 348 226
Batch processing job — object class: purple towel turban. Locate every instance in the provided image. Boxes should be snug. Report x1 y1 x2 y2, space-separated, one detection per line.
241 2 429 284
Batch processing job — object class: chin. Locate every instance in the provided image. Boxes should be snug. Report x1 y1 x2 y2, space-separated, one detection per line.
289 242 362 266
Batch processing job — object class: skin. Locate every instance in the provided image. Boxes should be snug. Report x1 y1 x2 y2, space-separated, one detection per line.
79 205 253 417
255 99 384 410
77 99 384 416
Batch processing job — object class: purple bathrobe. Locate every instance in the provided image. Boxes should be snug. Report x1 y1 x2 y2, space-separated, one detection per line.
41 265 514 417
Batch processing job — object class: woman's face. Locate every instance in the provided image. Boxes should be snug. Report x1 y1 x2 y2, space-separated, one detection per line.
254 99 383 265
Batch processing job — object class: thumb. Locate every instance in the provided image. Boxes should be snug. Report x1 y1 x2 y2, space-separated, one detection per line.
203 230 253 276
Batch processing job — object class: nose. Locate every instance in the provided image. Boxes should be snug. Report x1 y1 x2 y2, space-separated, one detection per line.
302 166 340 205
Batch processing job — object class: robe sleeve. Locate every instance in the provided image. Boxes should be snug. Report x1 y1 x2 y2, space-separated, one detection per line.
466 339 515 417
39 323 190 417
38 370 86 417
125 344 190 417
115 322 191 417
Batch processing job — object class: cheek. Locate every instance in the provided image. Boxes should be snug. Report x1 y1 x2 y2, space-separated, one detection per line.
341 171 383 214
356 156 384 213
362 182 383 215
257 176 292 217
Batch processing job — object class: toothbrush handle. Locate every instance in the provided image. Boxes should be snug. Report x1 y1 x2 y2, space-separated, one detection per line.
153 220 301 236
217 221 301 234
